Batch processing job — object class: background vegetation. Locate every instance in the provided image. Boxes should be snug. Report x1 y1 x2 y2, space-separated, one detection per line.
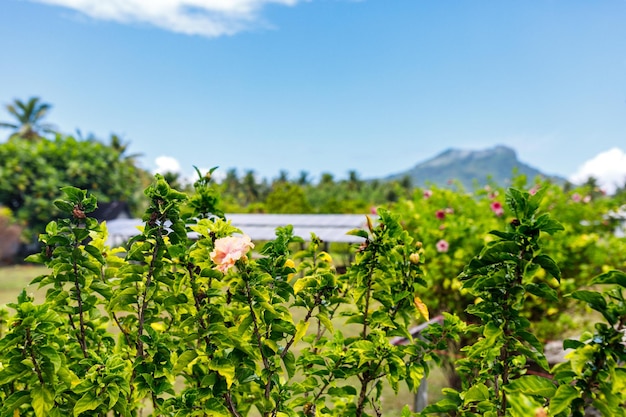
1 96 626 415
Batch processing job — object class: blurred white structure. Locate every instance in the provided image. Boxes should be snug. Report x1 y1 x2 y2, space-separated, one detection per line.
105 213 369 247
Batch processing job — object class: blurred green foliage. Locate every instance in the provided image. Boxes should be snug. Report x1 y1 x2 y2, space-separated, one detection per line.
0 134 150 240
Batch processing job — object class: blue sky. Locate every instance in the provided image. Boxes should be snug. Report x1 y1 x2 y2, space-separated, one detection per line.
2 0 626 191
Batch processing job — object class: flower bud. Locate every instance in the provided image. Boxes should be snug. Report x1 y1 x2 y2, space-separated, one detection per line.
409 253 420 264
72 206 86 219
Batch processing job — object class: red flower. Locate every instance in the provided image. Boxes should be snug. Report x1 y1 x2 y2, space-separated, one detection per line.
490 201 504 216
436 209 446 220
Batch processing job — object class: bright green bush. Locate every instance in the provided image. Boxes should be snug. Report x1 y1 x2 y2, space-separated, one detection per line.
0 134 148 240
0 175 446 416
418 188 626 417
1 174 625 416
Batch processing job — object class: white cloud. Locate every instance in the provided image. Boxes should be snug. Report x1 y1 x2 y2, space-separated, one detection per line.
154 155 182 174
569 148 626 194
32 0 303 37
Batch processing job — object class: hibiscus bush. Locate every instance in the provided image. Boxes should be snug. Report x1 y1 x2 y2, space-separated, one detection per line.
384 177 626 388
419 187 626 417
0 174 450 417
0 173 625 416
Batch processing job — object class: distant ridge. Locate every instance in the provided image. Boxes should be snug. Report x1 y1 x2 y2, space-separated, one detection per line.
386 145 565 190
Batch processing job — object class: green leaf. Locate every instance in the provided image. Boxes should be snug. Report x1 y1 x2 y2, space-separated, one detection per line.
38 346 62 372
60 186 86 203
282 351 296 378
535 213 564 235
505 375 555 398
525 282 558 302
346 229 369 239
31 385 54 417
84 244 105 265
1 390 31 412
464 383 490 404
591 270 626 288
563 339 584 350
316 312 334 334
532 255 561 281
549 384 579 415
173 350 198 374
209 360 236 388
293 320 310 345
527 186 547 211
488 230 515 240
506 188 527 217
45 221 59 235
73 391 102 417
53 200 74 213
570 290 607 314
293 277 316 294
568 344 596 375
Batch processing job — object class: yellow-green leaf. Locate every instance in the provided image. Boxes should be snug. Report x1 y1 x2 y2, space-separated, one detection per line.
294 320 310 345
209 360 236 389
31 386 54 417
73 391 102 417
414 296 429 321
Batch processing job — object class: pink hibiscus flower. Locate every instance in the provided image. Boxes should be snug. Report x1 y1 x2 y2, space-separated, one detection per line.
490 201 504 217
210 235 255 273
436 239 449 253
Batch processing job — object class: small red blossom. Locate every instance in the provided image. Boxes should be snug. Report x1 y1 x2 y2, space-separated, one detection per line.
436 209 446 220
490 201 504 216
423 189 433 199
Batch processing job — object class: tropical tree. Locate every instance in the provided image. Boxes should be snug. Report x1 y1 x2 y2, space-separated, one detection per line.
0 97 56 140
0 133 149 240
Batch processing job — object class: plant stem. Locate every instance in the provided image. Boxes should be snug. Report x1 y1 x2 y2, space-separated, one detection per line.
137 232 161 358
73 259 88 358
25 327 44 385
224 392 243 417
244 279 272 399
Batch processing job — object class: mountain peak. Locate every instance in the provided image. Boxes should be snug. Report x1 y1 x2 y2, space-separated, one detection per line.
387 145 563 189
422 145 517 169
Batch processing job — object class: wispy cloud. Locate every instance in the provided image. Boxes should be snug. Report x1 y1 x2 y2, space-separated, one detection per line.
31 0 303 37
569 148 626 194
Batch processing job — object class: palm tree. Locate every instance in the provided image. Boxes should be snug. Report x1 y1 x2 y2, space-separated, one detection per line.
109 133 142 161
0 97 56 140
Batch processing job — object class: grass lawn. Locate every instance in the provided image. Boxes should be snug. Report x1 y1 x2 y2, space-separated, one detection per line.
0 264 48 305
